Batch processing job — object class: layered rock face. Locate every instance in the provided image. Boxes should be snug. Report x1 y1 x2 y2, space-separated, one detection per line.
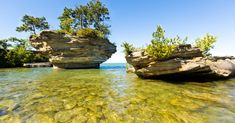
30 30 116 69
126 45 235 79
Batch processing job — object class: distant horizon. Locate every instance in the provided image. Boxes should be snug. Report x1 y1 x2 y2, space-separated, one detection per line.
102 62 126 64
1 0 235 63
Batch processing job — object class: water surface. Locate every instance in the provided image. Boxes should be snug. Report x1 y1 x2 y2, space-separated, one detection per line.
0 63 235 123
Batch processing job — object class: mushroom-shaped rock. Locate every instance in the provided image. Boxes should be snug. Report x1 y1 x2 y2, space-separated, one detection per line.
30 30 116 69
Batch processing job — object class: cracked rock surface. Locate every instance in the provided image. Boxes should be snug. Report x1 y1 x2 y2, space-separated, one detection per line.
30 30 116 69
126 45 235 79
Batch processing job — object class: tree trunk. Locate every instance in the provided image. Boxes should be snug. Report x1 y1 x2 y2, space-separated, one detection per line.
80 16 83 29
32 26 36 35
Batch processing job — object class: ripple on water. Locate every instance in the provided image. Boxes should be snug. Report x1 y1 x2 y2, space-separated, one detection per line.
0 65 235 123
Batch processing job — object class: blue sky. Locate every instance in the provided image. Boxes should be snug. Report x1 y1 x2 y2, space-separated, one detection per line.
0 0 235 63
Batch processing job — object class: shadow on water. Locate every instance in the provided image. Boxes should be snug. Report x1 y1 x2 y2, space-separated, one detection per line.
100 63 235 83
0 64 235 122
139 73 235 84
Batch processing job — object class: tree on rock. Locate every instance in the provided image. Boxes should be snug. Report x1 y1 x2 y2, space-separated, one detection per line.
58 7 74 33
16 15 50 35
58 0 110 37
73 5 90 29
87 0 110 35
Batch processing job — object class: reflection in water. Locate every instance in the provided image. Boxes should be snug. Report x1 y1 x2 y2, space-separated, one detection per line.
0 64 235 123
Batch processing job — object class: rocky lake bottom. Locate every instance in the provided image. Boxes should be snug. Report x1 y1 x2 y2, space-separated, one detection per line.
0 63 235 123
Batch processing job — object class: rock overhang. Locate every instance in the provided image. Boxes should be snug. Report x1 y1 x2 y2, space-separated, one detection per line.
126 44 235 80
30 30 116 69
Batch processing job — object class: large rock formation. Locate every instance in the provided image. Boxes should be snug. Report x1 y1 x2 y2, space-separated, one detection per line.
30 30 116 69
126 45 235 79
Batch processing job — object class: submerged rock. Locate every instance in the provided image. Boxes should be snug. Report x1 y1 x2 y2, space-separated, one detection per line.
126 44 235 79
26 114 55 123
54 110 76 122
62 99 77 110
0 99 19 112
0 109 7 116
0 115 20 123
29 30 116 69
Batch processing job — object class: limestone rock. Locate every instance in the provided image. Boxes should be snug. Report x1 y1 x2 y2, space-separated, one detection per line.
63 99 77 110
126 44 235 79
26 114 55 123
126 67 135 73
29 30 116 69
54 110 75 122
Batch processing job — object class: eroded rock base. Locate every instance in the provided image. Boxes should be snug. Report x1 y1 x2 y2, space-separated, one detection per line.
53 63 100 69
30 30 116 69
126 44 235 80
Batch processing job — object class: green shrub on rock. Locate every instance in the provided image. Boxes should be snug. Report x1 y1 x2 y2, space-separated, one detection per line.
56 29 72 35
121 42 135 55
195 33 217 55
122 25 217 61
57 28 105 39
145 25 187 60
76 28 104 38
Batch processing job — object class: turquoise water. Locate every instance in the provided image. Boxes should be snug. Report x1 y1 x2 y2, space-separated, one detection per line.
0 63 235 123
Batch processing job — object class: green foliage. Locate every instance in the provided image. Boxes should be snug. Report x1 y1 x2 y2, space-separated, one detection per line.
32 53 49 62
73 5 90 29
195 33 217 55
0 37 48 68
0 39 10 50
145 25 187 60
58 0 110 37
0 50 7 67
95 24 110 37
87 0 110 35
121 42 135 55
58 7 75 33
5 47 30 67
0 37 30 50
76 28 103 38
56 29 72 35
122 25 217 60
16 15 50 34
7 37 31 49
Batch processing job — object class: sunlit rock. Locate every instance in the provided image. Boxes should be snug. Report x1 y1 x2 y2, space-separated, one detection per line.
26 114 54 123
54 110 75 122
126 44 235 79
36 101 63 113
62 99 77 110
29 30 116 69
0 99 19 112
0 115 20 123
71 116 87 123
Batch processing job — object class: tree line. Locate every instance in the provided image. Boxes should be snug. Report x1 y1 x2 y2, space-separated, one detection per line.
0 0 110 68
16 0 110 38
0 38 48 68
